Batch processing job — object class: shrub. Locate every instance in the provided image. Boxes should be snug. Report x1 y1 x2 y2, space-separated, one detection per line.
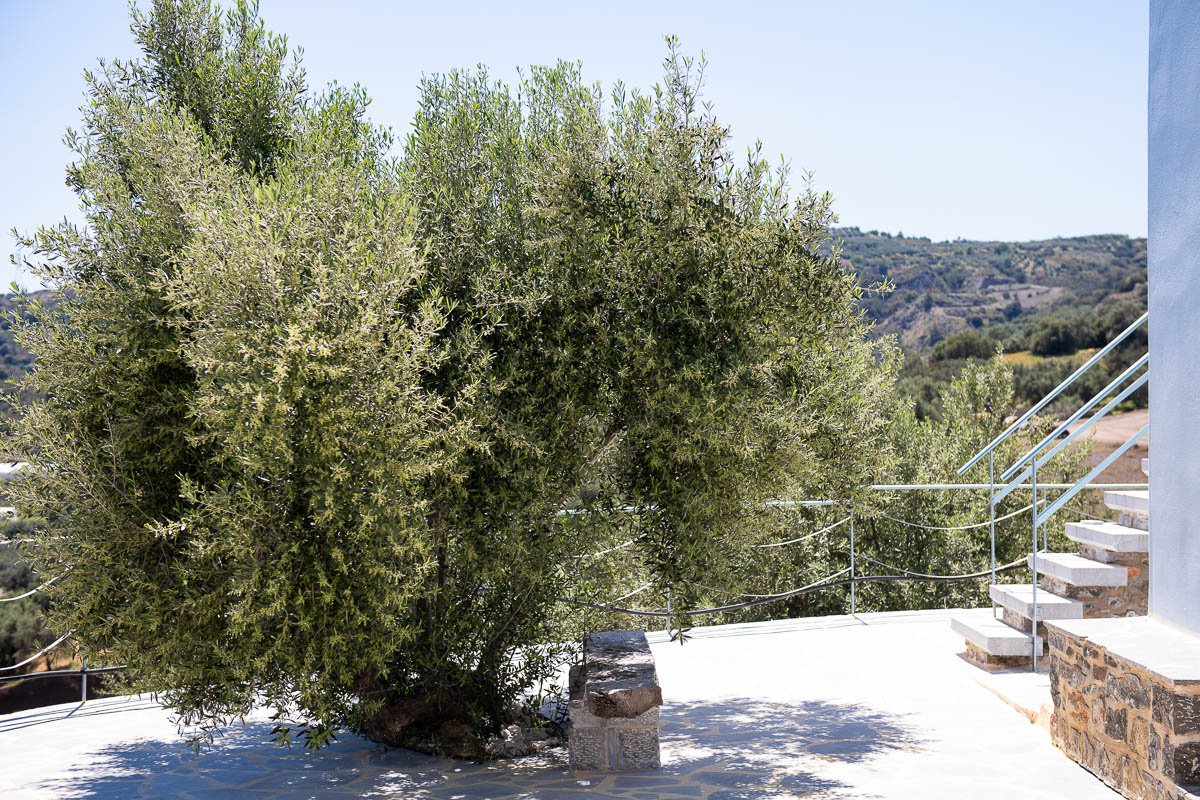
931 330 995 362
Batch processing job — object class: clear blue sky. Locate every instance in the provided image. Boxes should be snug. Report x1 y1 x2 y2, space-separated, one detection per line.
1 0 1148 290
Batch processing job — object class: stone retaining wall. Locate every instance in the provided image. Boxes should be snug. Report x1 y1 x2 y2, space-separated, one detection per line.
1047 622 1200 799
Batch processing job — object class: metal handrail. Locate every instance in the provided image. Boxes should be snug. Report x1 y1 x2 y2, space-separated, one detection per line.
1035 424 1150 527
956 311 1148 476
1000 353 1148 481
991 370 1149 505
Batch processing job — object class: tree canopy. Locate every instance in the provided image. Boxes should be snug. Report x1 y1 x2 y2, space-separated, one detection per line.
9 0 896 751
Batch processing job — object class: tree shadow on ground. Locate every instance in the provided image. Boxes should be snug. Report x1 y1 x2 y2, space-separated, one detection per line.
28 697 922 799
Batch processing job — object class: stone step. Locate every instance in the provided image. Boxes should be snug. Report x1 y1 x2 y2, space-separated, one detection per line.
1104 489 1149 518
1065 520 1149 553
989 583 1084 621
951 614 1043 656
1029 552 1128 587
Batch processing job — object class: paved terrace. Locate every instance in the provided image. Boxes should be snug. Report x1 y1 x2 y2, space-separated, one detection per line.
0 608 1119 800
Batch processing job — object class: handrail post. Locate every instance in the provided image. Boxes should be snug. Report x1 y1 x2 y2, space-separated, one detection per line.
989 451 997 617
1041 484 1048 552
849 508 856 617
665 587 672 643
1030 459 1039 672
80 657 87 704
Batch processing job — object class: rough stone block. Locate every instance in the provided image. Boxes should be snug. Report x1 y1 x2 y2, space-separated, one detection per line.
1110 671 1151 709
1107 707 1129 741
568 630 662 772
582 631 663 719
1155 685 1200 736
569 726 608 771
1171 742 1200 785
614 726 661 770
1048 621 1200 800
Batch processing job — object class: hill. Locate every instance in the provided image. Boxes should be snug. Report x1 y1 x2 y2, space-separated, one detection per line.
836 228 1147 353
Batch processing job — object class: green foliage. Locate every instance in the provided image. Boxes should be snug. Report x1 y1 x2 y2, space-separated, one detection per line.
853 356 1086 612
900 298 1146 421
0 521 52 676
8 3 895 750
931 330 995 362
0 599 51 675
577 355 1091 627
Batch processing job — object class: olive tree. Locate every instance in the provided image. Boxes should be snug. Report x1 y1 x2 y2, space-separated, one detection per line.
9 1 896 753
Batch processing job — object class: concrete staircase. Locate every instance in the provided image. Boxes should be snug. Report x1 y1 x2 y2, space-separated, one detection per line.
952 468 1150 669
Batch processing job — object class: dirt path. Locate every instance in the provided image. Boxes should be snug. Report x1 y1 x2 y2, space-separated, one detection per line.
1066 408 1148 484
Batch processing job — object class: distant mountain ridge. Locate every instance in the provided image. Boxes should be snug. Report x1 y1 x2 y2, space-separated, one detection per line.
835 228 1147 352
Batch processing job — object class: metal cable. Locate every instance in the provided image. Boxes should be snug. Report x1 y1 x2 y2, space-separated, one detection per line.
0 664 127 685
610 582 653 603
752 516 851 549
873 500 1042 531
682 567 852 599
0 573 64 603
861 554 1026 581
1063 503 1105 520
558 558 1028 618
0 630 73 671
577 534 646 560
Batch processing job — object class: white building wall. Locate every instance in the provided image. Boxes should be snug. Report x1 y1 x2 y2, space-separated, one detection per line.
1149 0 1200 635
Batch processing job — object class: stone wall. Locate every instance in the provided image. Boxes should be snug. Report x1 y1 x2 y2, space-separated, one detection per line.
1047 622 1200 799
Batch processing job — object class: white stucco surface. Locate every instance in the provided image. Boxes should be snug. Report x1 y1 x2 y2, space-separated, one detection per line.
1149 0 1200 635
0 609 1119 799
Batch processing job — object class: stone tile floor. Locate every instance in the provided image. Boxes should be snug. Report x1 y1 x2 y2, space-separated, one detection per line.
0 609 1121 799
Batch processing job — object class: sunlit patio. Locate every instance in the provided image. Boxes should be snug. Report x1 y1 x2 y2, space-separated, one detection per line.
0 608 1118 800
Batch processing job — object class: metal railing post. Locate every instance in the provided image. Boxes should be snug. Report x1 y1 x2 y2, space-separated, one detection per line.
1041 484 1048 552
665 587 672 642
849 508 856 617
989 451 996 618
80 657 87 704
1030 460 1039 672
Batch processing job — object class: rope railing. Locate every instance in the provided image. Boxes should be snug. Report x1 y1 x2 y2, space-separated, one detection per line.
0 480 1141 691
0 573 65 602
610 582 653 603
871 499 1043 532
577 535 643 560
0 630 73 672
0 664 126 686
680 567 853 600
860 554 1027 582
569 481 1136 561
752 515 851 548
557 557 1028 619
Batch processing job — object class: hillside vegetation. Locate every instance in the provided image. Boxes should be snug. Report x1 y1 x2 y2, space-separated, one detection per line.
834 229 1147 419
838 227 1146 353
